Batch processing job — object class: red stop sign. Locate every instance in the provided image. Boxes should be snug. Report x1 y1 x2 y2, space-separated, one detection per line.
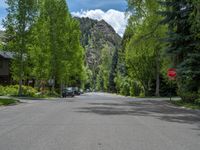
167 68 177 78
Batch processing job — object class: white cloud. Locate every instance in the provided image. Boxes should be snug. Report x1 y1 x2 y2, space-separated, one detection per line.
0 25 4 31
72 9 130 37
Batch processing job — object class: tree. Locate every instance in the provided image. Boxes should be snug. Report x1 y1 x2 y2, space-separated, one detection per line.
3 0 37 96
66 18 85 88
96 44 114 91
30 0 85 94
160 0 200 101
109 48 118 93
28 1 51 92
124 0 166 96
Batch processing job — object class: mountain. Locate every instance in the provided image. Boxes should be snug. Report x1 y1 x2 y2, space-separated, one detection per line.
75 17 122 71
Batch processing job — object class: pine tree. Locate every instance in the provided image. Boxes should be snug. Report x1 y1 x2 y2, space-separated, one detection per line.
109 49 118 93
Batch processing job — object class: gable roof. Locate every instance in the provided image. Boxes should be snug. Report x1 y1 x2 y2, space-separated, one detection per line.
0 51 14 59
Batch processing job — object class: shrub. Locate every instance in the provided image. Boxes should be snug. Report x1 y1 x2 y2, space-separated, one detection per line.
178 89 199 102
22 85 37 97
130 81 141 96
119 77 131 96
194 99 200 106
0 85 18 96
0 85 37 96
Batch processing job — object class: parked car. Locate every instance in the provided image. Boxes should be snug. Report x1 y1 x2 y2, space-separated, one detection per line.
72 87 81 95
62 87 75 98
86 89 91 92
80 89 84 94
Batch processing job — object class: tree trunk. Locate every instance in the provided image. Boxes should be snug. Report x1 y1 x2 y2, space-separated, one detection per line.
155 72 160 97
155 51 160 97
60 81 63 98
18 79 23 96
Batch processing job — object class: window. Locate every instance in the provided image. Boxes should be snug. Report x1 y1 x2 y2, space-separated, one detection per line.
0 59 3 69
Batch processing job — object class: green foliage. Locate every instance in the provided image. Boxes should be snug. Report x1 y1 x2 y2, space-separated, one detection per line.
77 17 122 90
172 100 200 110
177 85 199 102
0 85 18 96
3 0 85 95
109 49 118 92
160 0 200 101
3 0 38 95
114 75 131 96
0 85 37 96
119 77 131 96
129 81 141 97
194 98 200 106
96 44 114 91
124 0 167 96
0 43 3 49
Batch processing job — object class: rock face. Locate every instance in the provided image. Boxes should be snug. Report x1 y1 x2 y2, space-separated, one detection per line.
75 17 122 70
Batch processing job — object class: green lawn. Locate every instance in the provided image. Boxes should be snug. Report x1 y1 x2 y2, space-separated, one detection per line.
171 100 200 110
0 98 19 106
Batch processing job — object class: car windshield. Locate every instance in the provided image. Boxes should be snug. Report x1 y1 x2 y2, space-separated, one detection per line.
67 87 72 91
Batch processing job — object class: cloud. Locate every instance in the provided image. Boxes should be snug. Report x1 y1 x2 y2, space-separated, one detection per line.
0 25 4 31
72 9 130 37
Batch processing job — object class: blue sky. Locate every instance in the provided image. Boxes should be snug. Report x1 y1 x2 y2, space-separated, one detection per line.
0 0 129 36
68 0 127 12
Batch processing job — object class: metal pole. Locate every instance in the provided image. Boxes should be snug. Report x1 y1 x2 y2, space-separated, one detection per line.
170 80 172 101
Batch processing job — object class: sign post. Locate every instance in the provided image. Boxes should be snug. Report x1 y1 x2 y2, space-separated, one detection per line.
167 68 177 101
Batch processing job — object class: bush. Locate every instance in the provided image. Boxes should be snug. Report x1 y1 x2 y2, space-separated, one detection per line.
130 81 141 96
0 85 37 97
194 99 200 106
0 85 18 96
119 77 131 96
178 90 199 102
22 85 37 97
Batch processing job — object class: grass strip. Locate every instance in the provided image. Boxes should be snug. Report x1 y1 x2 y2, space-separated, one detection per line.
0 98 19 106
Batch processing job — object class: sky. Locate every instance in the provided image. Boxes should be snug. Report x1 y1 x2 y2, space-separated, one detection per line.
0 0 129 36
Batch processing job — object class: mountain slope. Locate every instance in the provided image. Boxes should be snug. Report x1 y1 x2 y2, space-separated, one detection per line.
75 17 121 70
75 17 122 89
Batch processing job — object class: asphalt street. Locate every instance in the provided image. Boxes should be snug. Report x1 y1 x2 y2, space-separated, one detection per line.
0 93 200 150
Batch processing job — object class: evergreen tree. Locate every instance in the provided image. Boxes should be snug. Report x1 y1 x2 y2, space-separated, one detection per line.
109 49 118 93
160 0 200 101
96 44 113 91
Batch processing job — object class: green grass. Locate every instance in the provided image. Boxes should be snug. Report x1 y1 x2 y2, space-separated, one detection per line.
0 98 19 106
171 100 200 110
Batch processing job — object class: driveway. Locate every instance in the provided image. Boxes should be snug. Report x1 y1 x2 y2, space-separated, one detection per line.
0 93 200 150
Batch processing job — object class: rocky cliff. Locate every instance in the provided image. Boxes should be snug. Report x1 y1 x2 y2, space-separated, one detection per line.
75 17 122 69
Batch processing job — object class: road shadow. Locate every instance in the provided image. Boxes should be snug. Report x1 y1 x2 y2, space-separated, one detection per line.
76 100 200 130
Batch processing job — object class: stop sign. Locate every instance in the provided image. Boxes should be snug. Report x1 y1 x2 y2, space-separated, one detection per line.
167 68 177 78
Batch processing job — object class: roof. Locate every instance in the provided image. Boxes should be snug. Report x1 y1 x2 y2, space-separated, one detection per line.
0 51 14 59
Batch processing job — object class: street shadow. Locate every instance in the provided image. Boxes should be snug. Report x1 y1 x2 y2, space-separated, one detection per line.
76 100 200 130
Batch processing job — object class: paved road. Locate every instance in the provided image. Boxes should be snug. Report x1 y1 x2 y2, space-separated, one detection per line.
0 93 200 150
